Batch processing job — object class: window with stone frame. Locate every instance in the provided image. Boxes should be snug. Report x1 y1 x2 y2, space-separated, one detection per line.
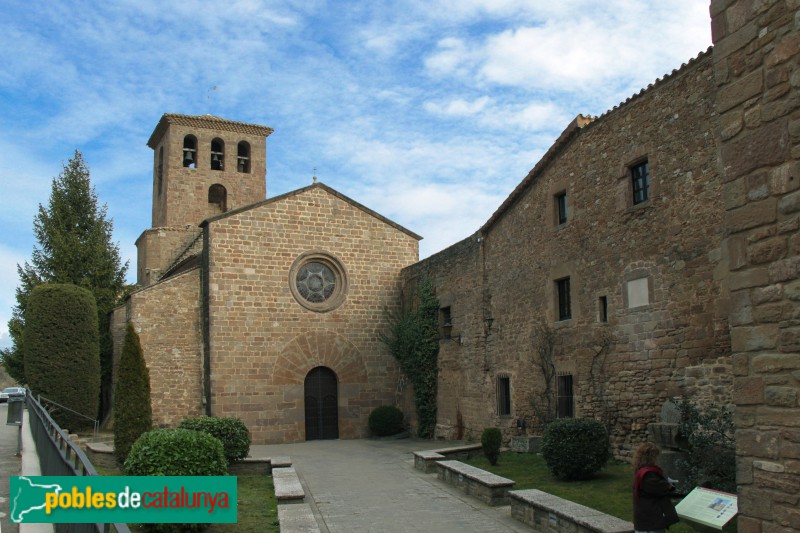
556 373 574 418
182 135 197 168
599 295 608 322
497 375 511 416
556 277 571 321
440 306 452 339
631 160 649 205
211 138 225 171
237 141 250 173
555 191 568 225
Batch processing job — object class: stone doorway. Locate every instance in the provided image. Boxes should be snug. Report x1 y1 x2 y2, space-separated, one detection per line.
304 366 339 440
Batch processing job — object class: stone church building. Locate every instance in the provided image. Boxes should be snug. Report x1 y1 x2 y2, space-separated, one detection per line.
114 1 799 528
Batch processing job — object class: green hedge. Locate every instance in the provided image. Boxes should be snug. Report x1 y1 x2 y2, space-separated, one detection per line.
481 427 502 466
368 405 404 437
124 428 227 476
179 416 251 464
23 283 100 430
541 418 611 480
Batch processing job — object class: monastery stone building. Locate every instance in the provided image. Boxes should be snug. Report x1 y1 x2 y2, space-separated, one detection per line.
113 2 799 529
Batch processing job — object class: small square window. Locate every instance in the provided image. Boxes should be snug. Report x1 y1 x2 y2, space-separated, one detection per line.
599 296 608 322
497 375 511 416
556 278 571 321
626 278 650 308
631 160 649 205
555 192 568 225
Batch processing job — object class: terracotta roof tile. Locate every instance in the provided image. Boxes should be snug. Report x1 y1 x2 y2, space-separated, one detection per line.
147 114 274 148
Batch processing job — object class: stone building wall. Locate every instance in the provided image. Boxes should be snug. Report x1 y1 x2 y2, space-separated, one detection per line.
135 226 200 286
711 0 800 530
112 268 205 426
405 50 733 455
205 184 420 444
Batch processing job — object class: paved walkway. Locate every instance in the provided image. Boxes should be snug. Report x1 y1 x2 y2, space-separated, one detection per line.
251 439 530 533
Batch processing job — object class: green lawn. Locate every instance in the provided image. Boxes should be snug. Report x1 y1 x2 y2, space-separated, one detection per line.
94 466 278 532
464 452 736 533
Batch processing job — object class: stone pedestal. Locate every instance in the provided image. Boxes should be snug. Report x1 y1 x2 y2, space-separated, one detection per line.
510 435 541 453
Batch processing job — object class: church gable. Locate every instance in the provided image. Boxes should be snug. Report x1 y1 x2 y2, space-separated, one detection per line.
202 183 419 443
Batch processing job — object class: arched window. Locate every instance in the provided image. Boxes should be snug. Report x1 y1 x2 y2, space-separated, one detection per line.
208 184 227 213
182 135 197 168
211 138 225 171
157 147 164 195
237 141 250 173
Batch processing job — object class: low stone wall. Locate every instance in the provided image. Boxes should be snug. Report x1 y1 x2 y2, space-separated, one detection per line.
412 443 483 473
436 460 515 506
510 489 633 533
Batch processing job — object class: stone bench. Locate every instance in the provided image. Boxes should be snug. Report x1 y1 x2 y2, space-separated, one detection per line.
436 460 515 506
278 503 320 532
509 489 633 533
273 465 305 504
413 443 483 473
228 455 292 475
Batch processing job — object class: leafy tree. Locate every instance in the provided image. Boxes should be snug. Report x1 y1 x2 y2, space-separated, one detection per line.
113 324 152 465
1 151 128 417
381 277 439 438
671 398 736 493
24 284 100 430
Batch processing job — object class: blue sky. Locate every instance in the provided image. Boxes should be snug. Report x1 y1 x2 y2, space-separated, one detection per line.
0 1 712 348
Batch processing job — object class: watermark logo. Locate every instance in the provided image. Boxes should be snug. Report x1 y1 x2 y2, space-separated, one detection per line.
10 476 237 524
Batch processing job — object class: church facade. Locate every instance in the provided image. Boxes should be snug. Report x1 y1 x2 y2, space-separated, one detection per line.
112 114 420 444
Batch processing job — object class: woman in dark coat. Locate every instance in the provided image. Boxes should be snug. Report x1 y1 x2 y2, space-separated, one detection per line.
633 443 680 532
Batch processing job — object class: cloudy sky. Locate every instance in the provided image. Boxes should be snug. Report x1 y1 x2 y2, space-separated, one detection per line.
0 0 712 348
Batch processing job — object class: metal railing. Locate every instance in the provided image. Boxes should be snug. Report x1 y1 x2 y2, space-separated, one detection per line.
26 392 130 533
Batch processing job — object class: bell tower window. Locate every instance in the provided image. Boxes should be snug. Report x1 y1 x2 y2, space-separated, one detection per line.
237 141 250 173
182 135 197 168
211 138 225 171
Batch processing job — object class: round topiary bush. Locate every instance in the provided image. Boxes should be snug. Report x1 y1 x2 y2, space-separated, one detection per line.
481 427 502 466
368 405 405 437
541 418 611 480
178 416 251 464
124 428 227 476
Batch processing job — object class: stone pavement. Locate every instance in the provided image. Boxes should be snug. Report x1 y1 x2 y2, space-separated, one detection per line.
251 438 531 533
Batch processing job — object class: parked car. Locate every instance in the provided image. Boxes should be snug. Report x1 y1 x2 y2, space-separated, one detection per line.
0 387 26 403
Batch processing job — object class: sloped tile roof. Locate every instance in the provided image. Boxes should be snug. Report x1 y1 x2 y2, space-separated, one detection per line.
147 114 274 148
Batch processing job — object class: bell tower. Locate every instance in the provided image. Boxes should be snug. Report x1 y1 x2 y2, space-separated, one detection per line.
135 114 274 286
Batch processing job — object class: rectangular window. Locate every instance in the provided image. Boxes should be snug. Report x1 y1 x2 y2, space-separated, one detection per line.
631 160 649 205
555 191 568 225
599 296 608 322
557 374 574 418
497 375 511 416
556 278 571 321
626 277 650 308
440 307 452 339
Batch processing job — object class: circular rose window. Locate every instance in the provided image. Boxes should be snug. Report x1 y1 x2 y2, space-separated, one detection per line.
289 252 348 312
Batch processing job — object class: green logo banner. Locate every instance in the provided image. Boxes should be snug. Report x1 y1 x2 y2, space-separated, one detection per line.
10 476 237 524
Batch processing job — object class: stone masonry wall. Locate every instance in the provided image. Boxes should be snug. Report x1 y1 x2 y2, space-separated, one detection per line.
711 0 800 530
135 226 201 286
114 268 205 426
206 184 419 444
406 51 733 456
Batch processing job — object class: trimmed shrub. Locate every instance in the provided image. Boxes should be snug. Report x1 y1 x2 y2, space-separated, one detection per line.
179 416 251 464
113 324 152 466
23 283 100 430
541 418 611 480
368 405 405 437
481 427 502 466
124 428 227 476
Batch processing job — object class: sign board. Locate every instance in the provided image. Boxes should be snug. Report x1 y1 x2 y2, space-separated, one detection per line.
675 487 737 530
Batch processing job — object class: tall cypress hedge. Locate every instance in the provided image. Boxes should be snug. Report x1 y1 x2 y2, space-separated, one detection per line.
24 283 100 429
113 324 152 465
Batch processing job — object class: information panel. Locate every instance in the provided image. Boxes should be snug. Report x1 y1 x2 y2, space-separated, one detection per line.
675 487 737 530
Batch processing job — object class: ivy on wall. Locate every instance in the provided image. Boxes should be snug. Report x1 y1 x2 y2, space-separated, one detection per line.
381 277 440 438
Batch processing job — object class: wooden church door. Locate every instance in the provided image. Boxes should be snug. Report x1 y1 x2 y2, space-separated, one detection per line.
304 366 339 440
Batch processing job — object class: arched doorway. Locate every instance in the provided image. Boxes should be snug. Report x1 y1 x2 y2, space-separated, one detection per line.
304 367 339 440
